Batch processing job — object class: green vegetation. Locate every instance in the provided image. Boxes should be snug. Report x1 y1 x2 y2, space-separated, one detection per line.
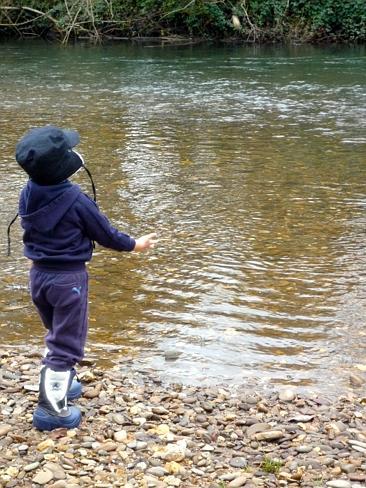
0 0 365 43
260 456 283 474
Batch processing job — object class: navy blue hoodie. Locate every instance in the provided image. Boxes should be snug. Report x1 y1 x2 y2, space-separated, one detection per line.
19 180 135 268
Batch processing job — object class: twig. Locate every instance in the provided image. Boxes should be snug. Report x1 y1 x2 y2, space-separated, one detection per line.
0 14 45 28
2 8 22 37
0 5 62 33
87 0 100 42
21 6 61 32
62 5 82 44
64 0 71 17
240 0 261 41
160 0 196 19
104 0 114 19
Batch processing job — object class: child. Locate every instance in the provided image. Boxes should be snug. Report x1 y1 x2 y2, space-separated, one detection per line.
14 125 156 431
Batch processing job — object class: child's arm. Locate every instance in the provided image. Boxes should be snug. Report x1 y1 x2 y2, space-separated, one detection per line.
76 194 155 253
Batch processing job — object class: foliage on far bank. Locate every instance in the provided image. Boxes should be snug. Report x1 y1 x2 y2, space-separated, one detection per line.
0 0 365 43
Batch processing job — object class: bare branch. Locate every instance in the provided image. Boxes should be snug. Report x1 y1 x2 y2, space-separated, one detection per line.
0 5 62 33
62 5 82 44
87 0 101 42
160 0 196 19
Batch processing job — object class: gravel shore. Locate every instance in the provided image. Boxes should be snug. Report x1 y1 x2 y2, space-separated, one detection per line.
1 346 366 488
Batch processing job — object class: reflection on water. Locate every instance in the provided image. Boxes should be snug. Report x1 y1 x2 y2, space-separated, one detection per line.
1 41 366 394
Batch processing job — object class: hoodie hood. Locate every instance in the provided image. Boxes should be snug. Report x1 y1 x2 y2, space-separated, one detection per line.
19 180 81 232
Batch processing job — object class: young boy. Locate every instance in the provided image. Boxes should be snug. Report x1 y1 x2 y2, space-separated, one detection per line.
15 125 156 431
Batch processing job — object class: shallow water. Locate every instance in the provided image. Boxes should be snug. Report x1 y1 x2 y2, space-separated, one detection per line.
1 41 366 394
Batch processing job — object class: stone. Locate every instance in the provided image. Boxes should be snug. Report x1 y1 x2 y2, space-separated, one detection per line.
32 469 54 485
296 445 313 453
252 430 284 441
101 441 118 452
6 467 19 477
229 457 247 469
279 389 296 402
37 439 55 451
326 481 352 488
135 461 148 471
202 402 214 412
48 482 68 488
114 430 128 442
158 443 187 462
349 473 366 482
152 406 169 415
247 423 271 437
227 474 251 487
0 424 12 437
112 413 127 425
164 475 181 486
18 444 29 454
349 374 364 387
219 473 238 482
165 461 186 475
43 463 66 480
340 463 356 474
146 467 167 477
202 444 215 451
164 351 181 361
24 462 40 472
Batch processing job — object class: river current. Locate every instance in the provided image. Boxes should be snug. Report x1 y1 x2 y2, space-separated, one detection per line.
1 41 365 394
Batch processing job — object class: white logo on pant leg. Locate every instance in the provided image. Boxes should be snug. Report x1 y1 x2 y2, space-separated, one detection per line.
72 286 81 296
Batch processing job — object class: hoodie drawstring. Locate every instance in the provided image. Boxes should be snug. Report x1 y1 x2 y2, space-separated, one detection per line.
83 166 96 249
83 166 97 203
7 213 19 256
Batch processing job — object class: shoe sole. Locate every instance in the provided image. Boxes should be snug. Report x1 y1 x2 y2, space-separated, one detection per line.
33 406 82 431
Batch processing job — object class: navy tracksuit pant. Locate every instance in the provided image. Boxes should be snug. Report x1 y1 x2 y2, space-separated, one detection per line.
30 264 88 372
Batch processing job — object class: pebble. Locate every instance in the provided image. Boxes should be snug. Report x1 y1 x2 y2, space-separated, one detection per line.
340 463 356 474
253 430 284 441
247 422 270 437
43 462 66 480
279 389 296 402
219 473 238 481
32 469 54 485
296 445 313 453
0 424 12 436
114 429 128 442
326 481 352 488
227 474 251 487
146 467 167 477
37 438 55 451
24 462 40 472
229 457 247 469
48 481 68 488
164 475 181 486
164 351 181 361
349 374 364 387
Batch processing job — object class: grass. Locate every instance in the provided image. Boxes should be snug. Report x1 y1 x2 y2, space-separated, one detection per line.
260 456 283 474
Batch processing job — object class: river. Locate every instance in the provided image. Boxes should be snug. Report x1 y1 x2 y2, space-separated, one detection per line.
1 41 365 395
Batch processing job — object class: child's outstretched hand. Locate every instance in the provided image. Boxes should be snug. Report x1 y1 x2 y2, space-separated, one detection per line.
134 233 157 252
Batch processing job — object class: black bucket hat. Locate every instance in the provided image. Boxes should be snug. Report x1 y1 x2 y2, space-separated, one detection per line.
15 125 83 185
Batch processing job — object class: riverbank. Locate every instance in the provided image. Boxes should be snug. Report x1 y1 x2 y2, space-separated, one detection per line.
0 1 365 44
1 346 366 487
